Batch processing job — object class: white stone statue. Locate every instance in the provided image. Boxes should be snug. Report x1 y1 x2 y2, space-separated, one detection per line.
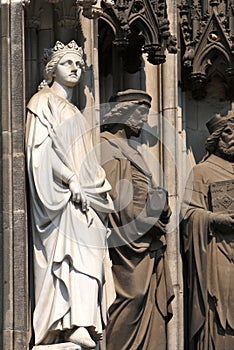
25 40 115 349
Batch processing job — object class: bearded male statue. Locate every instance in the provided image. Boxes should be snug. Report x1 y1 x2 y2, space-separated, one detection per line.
182 111 234 349
100 90 174 350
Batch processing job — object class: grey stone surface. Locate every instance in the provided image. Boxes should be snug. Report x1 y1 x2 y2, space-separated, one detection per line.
1 1 28 350
162 1 184 346
33 343 81 350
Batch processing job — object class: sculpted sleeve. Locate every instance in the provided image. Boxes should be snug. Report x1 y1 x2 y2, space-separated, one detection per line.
181 164 212 341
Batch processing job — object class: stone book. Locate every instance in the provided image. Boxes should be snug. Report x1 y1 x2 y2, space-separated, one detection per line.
210 179 234 213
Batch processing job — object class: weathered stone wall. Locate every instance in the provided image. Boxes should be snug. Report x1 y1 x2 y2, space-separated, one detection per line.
1 1 29 349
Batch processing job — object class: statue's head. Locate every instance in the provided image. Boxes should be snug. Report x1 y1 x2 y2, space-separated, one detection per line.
42 40 85 87
206 110 234 161
103 89 152 137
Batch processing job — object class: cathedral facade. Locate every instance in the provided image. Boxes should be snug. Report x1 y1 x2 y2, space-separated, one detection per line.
0 0 233 349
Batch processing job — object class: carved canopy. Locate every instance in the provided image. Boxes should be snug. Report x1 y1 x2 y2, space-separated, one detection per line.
78 0 177 69
179 0 234 100
24 0 177 81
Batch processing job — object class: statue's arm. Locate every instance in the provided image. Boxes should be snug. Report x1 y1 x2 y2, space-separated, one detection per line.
50 147 88 210
209 212 234 234
50 146 75 185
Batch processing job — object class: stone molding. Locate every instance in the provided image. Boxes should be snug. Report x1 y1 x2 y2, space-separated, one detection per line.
97 0 177 72
108 0 177 63
179 0 234 100
76 0 104 19
54 1 78 28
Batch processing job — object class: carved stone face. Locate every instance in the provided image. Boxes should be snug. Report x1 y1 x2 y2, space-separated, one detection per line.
54 53 82 88
217 122 234 161
125 103 150 137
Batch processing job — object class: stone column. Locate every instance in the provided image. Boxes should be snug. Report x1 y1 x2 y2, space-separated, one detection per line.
25 12 40 100
78 14 100 146
1 1 29 349
143 56 162 184
160 0 184 349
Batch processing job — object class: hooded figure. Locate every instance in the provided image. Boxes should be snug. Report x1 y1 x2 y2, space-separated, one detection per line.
181 110 234 349
26 40 115 348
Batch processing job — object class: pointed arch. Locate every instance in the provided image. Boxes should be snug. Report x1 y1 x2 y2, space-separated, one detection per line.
129 16 159 45
194 44 231 74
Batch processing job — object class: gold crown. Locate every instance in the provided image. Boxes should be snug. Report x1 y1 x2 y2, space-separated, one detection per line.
43 40 84 64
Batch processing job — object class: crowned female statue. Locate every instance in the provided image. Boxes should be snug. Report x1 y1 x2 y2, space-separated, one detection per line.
25 40 115 349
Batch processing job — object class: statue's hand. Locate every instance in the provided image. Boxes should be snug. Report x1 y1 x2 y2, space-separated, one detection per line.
209 212 234 234
69 175 89 212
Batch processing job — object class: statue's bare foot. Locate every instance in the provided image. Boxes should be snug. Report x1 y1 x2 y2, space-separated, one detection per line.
87 326 103 342
69 327 96 349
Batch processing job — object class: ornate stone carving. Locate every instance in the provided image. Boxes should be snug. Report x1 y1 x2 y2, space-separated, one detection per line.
76 0 114 19
179 0 234 100
98 0 177 70
76 0 103 19
55 1 78 28
24 1 42 29
43 40 84 62
142 44 166 65
77 0 176 66
25 17 40 29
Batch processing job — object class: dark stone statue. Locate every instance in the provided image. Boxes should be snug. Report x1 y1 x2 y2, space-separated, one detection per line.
100 89 174 350
181 111 234 349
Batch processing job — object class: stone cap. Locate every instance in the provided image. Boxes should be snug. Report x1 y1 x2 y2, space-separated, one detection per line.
109 89 152 107
206 109 234 134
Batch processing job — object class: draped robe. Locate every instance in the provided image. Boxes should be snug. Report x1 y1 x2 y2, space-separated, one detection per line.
100 131 174 350
26 87 115 345
182 154 234 349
